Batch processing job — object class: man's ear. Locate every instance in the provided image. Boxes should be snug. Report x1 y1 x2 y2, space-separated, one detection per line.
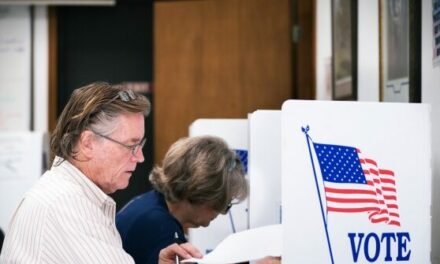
78 130 95 159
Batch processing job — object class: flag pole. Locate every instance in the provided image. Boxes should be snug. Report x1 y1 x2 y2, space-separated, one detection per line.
302 126 334 264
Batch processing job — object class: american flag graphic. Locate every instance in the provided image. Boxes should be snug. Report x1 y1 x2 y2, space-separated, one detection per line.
313 143 400 226
234 149 248 174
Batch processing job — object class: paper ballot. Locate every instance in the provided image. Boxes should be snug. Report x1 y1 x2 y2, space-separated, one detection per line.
182 224 282 264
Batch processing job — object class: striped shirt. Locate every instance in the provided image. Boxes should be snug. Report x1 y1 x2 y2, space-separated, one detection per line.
0 157 134 263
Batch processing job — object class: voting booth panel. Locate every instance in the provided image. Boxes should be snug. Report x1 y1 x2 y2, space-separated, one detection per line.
0 132 46 232
248 110 282 229
188 119 249 254
281 100 431 263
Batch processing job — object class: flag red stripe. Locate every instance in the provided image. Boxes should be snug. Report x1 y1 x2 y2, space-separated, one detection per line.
326 197 379 204
370 169 379 176
364 158 378 166
388 221 401 227
379 169 394 175
328 207 379 213
383 195 397 201
370 217 389 223
382 187 396 192
381 178 396 184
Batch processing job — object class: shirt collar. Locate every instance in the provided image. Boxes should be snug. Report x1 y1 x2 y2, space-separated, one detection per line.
51 156 115 207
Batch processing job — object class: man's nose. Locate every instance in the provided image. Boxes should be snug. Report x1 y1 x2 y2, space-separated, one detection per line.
133 147 145 163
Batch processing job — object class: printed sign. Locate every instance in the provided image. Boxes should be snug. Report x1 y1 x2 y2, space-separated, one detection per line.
281 100 431 263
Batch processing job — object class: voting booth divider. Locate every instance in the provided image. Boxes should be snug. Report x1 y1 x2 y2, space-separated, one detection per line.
187 100 432 263
188 119 250 254
248 110 282 229
281 100 431 263
188 113 284 257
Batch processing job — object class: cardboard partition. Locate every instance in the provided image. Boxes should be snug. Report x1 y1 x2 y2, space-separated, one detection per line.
281 100 431 263
248 110 282 228
188 119 249 254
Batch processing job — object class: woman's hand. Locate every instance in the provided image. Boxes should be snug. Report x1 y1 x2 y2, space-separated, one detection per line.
158 242 203 264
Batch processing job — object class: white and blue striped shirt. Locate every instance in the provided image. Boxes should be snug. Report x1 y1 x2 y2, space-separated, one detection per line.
0 157 134 263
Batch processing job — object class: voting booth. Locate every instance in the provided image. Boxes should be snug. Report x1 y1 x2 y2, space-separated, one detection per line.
188 119 249 254
248 110 282 228
281 100 431 263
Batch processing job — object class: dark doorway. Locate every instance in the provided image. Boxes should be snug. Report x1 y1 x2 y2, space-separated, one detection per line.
55 0 154 210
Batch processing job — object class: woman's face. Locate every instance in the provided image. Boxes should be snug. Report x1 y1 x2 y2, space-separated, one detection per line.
182 202 221 228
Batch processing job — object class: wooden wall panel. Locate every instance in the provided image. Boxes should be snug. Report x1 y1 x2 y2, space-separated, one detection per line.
294 0 316 99
48 7 58 133
154 0 292 163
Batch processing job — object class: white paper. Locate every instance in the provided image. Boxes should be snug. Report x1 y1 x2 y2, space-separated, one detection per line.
182 224 282 264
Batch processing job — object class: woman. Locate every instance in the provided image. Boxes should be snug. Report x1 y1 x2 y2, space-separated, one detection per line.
116 136 248 264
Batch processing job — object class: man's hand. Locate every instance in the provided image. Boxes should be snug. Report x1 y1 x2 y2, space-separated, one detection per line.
158 242 203 264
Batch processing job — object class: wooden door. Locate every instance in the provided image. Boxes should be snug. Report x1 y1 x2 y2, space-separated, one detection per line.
154 0 293 162
292 0 316 99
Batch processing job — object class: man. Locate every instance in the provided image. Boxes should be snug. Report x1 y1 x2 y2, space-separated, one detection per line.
0 82 201 263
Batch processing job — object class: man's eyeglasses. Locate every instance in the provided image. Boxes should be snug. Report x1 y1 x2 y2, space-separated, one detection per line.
92 131 146 156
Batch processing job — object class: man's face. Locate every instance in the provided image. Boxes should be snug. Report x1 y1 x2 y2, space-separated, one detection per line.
92 112 145 194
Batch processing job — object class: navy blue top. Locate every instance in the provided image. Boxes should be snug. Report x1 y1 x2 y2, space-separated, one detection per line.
116 190 187 264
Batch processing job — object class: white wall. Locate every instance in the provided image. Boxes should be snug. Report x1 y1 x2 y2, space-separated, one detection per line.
422 1 440 263
357 0 379 101
315 0 332 100
316 0 380 101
